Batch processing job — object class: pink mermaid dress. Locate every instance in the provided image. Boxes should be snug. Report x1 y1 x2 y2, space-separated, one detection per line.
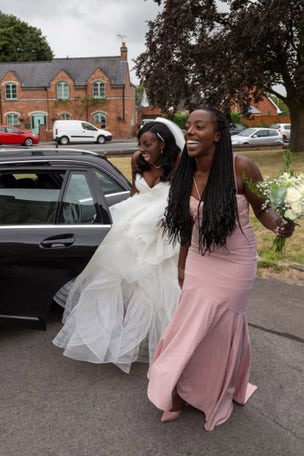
147 191 258 431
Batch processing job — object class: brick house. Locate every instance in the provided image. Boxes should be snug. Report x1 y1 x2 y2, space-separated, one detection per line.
231 95 290 127
0 42 137 140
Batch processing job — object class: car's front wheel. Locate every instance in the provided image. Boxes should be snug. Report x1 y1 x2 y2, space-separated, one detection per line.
59 136 69 145
97 135 105 144
24 138 33 147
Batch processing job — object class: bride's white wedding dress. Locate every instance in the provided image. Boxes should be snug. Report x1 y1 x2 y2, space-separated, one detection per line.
53 174 180 373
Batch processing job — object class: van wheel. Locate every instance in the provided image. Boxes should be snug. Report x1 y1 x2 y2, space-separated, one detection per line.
60 136 69 145
97 135 105 144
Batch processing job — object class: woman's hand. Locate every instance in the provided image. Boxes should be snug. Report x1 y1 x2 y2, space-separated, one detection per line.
274 219 295 238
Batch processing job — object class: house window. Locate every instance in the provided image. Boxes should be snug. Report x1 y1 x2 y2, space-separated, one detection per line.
5 83 17 100
92 81 105 98
6 113 19 126
92 112 106 128
56 82 69 99
60 113 70 120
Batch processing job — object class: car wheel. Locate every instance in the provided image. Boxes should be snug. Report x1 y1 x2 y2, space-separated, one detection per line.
59 136 69 145
283 135 287 141
97 135 105 144
24 138 33 147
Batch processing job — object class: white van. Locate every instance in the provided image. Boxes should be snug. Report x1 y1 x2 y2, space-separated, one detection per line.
53 120 112 145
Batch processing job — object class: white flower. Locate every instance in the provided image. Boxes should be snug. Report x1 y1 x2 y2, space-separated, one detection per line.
285 206 302 221
285 187 302 204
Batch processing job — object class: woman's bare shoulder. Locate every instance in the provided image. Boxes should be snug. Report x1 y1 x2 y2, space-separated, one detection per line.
235 153 262 178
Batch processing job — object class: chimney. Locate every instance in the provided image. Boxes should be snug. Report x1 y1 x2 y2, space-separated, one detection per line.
120 42 127 61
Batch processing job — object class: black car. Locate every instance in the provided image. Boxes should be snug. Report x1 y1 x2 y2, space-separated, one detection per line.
229 123 246 136
0 148 131 330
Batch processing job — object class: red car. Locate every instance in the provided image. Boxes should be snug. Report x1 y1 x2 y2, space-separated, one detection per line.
0 126 39 147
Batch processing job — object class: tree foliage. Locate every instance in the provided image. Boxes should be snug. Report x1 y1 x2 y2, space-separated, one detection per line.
0 11 54 62
135 0 304 151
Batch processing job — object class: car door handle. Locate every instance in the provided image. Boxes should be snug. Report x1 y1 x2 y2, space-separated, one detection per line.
40 235 75 249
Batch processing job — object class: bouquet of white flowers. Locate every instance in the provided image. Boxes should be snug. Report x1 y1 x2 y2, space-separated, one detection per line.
256 170 304 253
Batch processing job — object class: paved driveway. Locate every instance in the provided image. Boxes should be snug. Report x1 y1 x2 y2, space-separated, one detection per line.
0 277 303 456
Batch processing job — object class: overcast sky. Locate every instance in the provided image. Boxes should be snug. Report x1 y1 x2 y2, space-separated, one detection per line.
0 0 163 84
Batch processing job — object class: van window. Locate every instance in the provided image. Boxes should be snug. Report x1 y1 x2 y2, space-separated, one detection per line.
81 122 97 131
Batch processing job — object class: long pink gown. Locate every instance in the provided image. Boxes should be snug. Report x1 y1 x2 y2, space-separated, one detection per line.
147 189 258 431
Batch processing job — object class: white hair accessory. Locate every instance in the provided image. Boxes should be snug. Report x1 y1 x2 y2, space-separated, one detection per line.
155 117 185 151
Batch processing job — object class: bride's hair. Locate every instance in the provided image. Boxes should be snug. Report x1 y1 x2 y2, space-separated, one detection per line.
135 121 181 182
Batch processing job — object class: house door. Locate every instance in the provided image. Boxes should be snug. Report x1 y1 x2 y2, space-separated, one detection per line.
31 114 46 136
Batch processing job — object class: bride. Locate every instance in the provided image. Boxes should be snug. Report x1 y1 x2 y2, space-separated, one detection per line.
53 118 185 373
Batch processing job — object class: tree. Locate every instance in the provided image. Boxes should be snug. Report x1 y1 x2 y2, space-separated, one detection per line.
135 0 304 151
0 11 54 62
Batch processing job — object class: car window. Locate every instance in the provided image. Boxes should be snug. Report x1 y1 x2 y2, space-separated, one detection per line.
58 172 99 224
267 130 278 136
6 127 19 134
0 172 63 225
239 128 256 137
94 170 125 195
256 130 268 137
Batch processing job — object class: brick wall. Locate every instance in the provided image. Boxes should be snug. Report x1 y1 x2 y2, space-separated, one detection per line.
243 114 291 127
0 65 136 140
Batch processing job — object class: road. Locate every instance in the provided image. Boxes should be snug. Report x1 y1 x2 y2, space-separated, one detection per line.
40 140 138 156
0 276 303 456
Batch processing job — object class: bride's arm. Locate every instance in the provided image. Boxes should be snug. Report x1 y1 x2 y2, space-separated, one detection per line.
130 151 141 196
178 242 190 288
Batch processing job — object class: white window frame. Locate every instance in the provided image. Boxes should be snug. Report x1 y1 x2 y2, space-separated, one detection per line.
5 82 17 100
92 112 107 128
56 81 69 100
6 112 20 126
92 80 106 98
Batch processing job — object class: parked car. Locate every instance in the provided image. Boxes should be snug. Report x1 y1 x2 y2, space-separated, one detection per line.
0 126 39 147
0 148 131 330
53 120 112 145
140 118 157 127
269 123 291 142
231 128 284 146
229 123 246 136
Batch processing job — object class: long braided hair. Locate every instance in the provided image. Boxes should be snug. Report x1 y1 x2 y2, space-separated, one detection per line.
164 107 238 254
135 121 181 182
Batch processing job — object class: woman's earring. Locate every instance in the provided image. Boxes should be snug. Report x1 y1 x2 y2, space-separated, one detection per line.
161 148 164 154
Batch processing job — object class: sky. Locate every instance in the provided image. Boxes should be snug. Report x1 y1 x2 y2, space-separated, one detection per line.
0 1 285 95
0 0 163 84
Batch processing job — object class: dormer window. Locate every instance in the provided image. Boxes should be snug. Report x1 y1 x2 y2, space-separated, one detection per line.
5 83 17 100
56 81 69 99
92 81 105 98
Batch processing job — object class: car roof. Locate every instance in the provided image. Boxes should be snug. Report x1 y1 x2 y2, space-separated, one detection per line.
0 147 130 185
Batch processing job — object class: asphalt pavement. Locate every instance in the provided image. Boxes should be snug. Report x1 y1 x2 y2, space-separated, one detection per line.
0 276 303 456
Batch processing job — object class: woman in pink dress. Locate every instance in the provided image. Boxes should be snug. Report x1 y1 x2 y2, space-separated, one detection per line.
147 107 294 431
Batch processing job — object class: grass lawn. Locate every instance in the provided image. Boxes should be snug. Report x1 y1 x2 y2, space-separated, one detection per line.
108 147 304 283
